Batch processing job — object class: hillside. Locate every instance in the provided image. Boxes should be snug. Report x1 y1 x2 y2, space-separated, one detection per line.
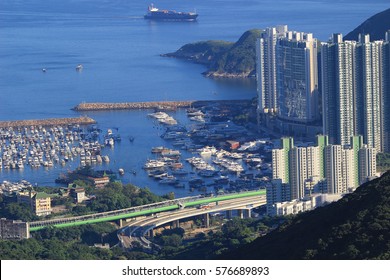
345 8 390 41
162 29 263 78
225 171 390 260
162 40 233 66
163 8 390 79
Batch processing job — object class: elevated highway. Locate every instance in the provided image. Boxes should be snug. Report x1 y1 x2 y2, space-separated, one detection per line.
28 190 266 232
119 195 267 249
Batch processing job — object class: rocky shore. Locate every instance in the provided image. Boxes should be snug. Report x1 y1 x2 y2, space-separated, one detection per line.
0 116 96 128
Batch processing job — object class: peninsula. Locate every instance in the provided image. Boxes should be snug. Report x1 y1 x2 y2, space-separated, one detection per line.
163 8 390 79
162 29 263 78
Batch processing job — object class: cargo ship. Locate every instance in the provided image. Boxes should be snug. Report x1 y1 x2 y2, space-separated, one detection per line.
144 4 198 21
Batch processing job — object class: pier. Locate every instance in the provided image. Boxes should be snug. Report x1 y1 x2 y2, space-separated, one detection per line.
0 116 96 128
72 100 252 111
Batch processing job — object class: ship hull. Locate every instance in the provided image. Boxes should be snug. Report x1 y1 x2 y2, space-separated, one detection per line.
144 14 198 21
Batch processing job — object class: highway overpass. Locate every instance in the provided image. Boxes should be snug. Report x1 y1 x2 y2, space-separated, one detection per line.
29 190 266 232
119 194 267 249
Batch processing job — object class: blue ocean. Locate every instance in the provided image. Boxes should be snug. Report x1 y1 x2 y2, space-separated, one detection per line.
0 0 388 196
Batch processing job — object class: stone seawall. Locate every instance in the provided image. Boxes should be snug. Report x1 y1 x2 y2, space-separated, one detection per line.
0 117 96 128
72 100 251 111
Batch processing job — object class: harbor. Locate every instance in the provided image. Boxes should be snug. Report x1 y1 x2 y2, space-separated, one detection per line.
0 123 111 171
139 103 273 194
0 100 272 197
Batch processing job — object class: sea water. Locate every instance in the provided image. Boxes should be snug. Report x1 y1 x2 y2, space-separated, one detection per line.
0 0 388 196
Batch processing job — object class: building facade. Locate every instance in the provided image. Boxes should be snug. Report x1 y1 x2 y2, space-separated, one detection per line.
17 190 52 216
322 32 390 151
271 135 377 204
257 25 320 124
0 218 29 240
256 25 288 114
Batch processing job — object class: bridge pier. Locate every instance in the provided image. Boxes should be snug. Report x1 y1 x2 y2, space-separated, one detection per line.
171 220 180 229
117 219 124 228
245 209 251 218
204 213 210 228
148 230 154 238
226 210 232 219
237 209 244 219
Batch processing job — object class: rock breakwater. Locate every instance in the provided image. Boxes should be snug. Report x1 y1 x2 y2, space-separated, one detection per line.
73 101 194 111
72 100 252 112
0 117 96 128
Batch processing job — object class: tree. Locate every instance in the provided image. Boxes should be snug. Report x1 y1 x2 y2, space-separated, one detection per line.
1 203 37 221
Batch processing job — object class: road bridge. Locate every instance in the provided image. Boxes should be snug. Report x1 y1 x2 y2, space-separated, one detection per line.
119 195 267 249
28 190 266 232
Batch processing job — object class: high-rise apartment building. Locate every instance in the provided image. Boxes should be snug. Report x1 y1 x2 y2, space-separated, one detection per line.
271 137 293 184
256 25 288 114
289 145 321 200
272 135 376 199
322 34 356 146
256 25 320 124
359 145 377 184
322 33 390 151
382 31 390 152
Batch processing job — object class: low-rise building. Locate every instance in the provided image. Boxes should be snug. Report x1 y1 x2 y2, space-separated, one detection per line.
17 190 52 216
87 176 110 188
0 218 29 240
268 193 343 216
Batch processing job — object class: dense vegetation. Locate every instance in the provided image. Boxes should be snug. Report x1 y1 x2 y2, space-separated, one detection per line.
72 181 168 215
345 8 390 41
225 171 390 260
2 170 390 260
163 40 233 65
376 153 390 173
0 202 38 222
208 29 262 77
164 29 263 77
158 216 285 259
0 223 123 260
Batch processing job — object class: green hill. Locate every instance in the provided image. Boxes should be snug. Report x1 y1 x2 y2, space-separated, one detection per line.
164 8 390 79
345 8 390 41
163 29 263 78
207 29 263 77
225 171 390 260
162 40 233 66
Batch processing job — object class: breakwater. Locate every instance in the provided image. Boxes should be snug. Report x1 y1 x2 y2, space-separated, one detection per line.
72 100 252 111
0 116 96 128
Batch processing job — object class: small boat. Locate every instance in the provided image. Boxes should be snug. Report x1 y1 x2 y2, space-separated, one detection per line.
119 168 125 176
76 64 83 71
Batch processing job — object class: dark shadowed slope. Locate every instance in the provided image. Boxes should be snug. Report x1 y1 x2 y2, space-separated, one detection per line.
225 172 390 260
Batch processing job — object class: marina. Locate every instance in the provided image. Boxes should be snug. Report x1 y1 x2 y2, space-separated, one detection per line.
0 124 110 171
0 102 273 197
1 0 384 197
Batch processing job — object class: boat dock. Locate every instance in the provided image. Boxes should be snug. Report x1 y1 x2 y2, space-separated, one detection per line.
72 100 252 111
0 116 96 128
